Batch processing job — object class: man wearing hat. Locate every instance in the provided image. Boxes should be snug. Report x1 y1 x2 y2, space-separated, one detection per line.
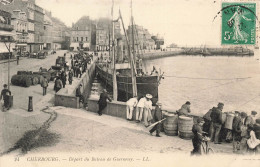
191 117 205 155
210 102 224 144
136 95 147 123
41 76 49 96
126 96 138 121
76 84 84 106
177 101 191 116
0 84 11 111
97 89 112 116
245 111 257 126
149 101 163 137
143 94 153 127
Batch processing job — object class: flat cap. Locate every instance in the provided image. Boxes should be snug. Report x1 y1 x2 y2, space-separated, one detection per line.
197 117 205 123
251 111 257 115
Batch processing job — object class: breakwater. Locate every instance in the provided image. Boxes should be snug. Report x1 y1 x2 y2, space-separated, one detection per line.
140 47 254 60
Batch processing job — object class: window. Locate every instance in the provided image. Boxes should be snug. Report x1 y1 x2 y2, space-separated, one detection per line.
76 37 78 42
86 37 88 41
81 37 83 41
44 26 46 30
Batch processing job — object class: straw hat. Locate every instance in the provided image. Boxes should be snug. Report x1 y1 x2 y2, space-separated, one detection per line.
156 101 162 106
146 94 153 99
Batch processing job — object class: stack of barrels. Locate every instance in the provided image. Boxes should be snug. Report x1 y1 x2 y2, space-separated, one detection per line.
11 71 48 87
163 111 194 140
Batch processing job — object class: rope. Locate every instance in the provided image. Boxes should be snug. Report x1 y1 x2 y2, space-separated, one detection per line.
163 75 251 81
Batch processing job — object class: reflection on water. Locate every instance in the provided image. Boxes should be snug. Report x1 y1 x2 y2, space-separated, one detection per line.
143 53 260 116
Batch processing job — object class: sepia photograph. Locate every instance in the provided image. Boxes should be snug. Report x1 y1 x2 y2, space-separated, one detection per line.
0 0 260 166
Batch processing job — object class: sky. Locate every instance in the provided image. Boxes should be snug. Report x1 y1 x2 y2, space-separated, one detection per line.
36 0 224 46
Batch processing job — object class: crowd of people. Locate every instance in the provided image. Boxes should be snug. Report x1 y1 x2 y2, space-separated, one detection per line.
191 103 260 155
52 52 93 94
122 95 260 155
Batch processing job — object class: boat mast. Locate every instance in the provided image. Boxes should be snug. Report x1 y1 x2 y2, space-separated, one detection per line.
112 0 118 100
130 0 138 97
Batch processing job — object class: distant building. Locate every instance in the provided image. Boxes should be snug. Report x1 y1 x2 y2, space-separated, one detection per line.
70 16 92 51
151 35 164 50
33 4 44 52
127 25 155 51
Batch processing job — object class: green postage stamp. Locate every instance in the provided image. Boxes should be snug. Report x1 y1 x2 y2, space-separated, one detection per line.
221 2 256 45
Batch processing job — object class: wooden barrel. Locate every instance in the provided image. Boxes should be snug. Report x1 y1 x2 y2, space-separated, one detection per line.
224 113 234 130
11 75 31 87
178 116 194 140
33 72 51 81
31 76 39 85
163 113 178 136
33 74 44 84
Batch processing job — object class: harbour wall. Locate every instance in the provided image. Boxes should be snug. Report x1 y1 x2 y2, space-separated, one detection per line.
87 96 202 122
55 61 96 108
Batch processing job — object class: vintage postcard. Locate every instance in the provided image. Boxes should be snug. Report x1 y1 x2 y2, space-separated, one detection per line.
0 0 260 167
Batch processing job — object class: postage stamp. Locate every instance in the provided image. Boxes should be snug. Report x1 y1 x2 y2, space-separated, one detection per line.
221 2 256 45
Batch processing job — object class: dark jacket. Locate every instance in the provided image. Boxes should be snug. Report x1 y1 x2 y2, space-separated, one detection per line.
98 92 112 105
192 124 204 143
0 89 11 101
76 87 82 97
232 116 242 141
154 106 162 121
210 107 222 124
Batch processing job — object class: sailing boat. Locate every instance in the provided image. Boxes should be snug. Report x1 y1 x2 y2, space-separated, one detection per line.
95 0 160 104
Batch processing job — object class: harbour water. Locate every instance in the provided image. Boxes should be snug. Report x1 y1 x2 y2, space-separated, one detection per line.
143 51 260 116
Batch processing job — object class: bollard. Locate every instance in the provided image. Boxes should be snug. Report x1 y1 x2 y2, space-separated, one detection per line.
28 96 33 112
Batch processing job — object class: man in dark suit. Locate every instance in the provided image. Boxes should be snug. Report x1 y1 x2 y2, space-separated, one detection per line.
149 101 163 137
76 84 84 106
97 89 112 116
210 102 224 144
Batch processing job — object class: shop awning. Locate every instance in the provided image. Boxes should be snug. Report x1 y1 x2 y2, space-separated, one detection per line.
16 43 27 46
0 30 15 37
70 43 79 48
0 42 15 53
83 43 90 48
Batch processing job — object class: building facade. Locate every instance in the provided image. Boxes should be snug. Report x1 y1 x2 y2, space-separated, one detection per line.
11 10 28 55
0 9 15 60
127 25 155 51
70 16 92 51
